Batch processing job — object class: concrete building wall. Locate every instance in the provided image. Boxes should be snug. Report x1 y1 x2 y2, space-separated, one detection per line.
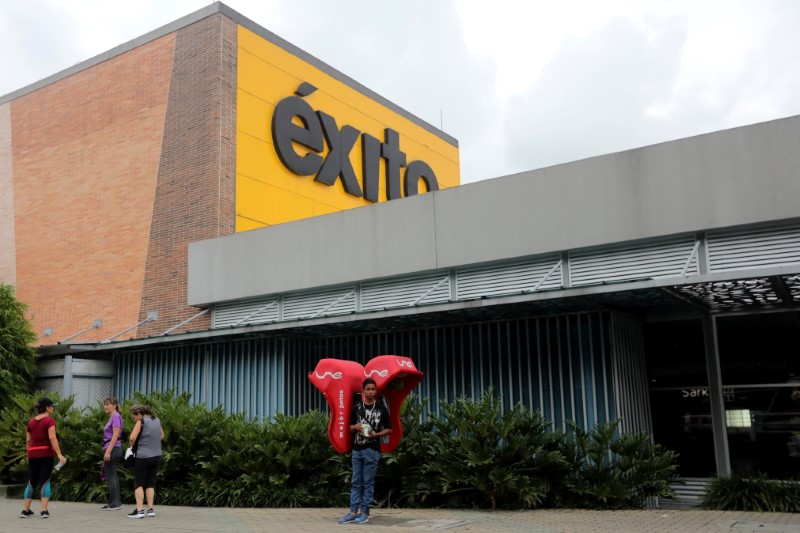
189 115 800 305
434 116 800 267
189 193 439 304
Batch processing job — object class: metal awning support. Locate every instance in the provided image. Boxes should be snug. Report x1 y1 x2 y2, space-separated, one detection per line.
309 291 355 318
59 320 102 343
163 308 209 334
412 276 449 306
102 312 157 342
680 240 702 277
703 314 731 476
526 259 563 293
234 301 276 326
769 275 796 307
37 328 53 340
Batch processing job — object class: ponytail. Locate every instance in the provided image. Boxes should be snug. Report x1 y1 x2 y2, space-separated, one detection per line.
104 396 121 413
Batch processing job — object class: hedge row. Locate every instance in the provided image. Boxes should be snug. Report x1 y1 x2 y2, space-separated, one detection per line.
0 390 679 509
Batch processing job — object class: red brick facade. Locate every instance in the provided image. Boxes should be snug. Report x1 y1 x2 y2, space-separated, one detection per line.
8 13 237 343
11 35 176 343
137 14 237 337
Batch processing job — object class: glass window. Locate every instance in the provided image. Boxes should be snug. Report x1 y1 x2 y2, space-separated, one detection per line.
717 313 800 477
723 385 800 478
718 313 800 385
644 320 707 388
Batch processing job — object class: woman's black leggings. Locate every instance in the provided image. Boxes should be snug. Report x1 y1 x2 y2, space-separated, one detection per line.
25 457 54 499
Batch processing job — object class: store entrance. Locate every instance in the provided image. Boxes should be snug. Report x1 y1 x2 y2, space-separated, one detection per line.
716 313 800 478
645 314 800 479
645 320 716 477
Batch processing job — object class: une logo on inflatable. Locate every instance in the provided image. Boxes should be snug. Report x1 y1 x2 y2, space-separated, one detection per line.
272 82 439 203
308 355 423 454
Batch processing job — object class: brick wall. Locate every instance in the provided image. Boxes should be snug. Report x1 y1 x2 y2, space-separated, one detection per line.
136 14 237 337
0 102 14 285
11 35 175 343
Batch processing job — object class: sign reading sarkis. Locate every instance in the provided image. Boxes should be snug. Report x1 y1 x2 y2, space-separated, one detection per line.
272 82 439 202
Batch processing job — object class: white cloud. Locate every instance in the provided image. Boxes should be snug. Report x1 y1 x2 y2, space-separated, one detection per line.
2 0 800 184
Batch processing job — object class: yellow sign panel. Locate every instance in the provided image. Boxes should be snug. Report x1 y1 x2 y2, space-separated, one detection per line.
236 26 460 232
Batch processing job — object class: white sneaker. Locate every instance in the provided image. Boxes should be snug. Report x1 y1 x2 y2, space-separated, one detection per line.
146 508 156 517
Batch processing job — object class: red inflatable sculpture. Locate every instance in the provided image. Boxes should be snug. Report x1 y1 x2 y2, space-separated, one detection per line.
308 355 423 454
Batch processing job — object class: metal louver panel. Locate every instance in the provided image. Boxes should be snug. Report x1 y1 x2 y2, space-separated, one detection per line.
116 311 621 429
570 236 699 286
214 298 279 328
609 313 651 435
707 223 800 272
361 272 451 311
283 287 356 320
115 340 285 421
456 255 562 300
283 312 617 432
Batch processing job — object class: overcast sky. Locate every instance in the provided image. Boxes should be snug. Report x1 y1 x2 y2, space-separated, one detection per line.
2 0 799 184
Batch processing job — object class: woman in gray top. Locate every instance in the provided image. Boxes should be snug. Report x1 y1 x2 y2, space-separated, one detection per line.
127 404 164 519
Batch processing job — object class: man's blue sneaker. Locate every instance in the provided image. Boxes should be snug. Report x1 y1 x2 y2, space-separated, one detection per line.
337 512 357 524
354 513 369 524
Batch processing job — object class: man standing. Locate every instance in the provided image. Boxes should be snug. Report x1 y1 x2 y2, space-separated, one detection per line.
338 378 392 524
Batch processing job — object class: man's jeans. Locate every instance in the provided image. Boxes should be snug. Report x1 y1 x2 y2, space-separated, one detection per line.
350 447 380 514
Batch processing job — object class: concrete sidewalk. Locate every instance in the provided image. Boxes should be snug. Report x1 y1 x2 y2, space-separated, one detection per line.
3 498 800 533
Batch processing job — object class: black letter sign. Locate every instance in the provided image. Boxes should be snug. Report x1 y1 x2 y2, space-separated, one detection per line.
380 128 407 201
271 82 443 203
404 161 439 196
315 111 363 197
361 133 381 203
272 96 324 176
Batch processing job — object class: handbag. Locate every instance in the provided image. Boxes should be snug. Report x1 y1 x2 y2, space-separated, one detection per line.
124 421 140 468
123 445 136 468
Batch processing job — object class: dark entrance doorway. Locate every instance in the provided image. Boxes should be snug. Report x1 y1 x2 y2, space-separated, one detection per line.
645 320 716 477
645 313 800 479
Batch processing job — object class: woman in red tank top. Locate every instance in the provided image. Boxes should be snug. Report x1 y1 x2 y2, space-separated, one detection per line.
20 398 67 519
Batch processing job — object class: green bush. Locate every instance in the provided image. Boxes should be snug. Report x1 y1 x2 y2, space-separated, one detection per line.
702 473 800 512
92 390 346 508
0 392 116 501
2 388 681 510
49 395 130 503
2 390 348 507
0 392 46 484
375 394 434 507
554 420 679 509
409 391 569 510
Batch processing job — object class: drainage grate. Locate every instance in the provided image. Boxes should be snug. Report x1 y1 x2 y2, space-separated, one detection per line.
723 522 800 533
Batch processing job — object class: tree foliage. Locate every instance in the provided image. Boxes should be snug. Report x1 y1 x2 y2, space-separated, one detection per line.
0 284 37 409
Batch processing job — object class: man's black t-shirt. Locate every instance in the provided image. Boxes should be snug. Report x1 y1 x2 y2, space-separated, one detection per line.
350 397 391 451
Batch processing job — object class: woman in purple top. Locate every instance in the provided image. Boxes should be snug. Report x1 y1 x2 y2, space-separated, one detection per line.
100 396 123 511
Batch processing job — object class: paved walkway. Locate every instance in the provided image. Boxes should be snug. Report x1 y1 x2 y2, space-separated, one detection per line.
3 499 800 533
